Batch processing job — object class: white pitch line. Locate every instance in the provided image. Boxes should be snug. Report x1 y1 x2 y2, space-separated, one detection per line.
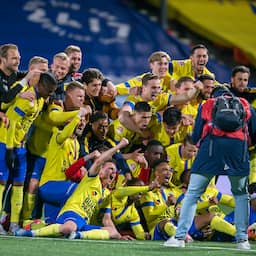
1 236 256 252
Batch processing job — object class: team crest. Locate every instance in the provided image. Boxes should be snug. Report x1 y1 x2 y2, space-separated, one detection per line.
116 126 124 134
177 60 185 66
129 163 136 170
155 199 161 205
92 191 97 196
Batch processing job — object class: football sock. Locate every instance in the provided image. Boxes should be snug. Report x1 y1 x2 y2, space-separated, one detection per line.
219 194 235 208
33 223 61 237
210 215 236 236
249 152 256 184
0 184 5 212
22 192 36 220
80 229 110 240
10 186 23 223
164 222 176 237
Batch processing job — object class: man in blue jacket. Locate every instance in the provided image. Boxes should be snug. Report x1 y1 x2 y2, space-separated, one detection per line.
164 85 256 250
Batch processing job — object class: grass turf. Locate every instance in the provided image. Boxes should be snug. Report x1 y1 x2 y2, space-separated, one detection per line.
0 237 256 256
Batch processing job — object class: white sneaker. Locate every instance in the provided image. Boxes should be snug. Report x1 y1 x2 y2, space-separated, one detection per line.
0 223 7 235
164 236 185 248
237 240 251 250
69 231 81 239
9 222 20 235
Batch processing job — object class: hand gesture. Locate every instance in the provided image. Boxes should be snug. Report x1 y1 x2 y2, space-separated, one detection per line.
149 180 160 191
79 105 92 117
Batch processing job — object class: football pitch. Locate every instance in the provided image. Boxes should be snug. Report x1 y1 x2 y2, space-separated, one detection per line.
0 237 256 256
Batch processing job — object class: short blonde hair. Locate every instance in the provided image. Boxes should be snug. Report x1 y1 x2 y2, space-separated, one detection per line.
148 51 171 63
53 52 69 61
64 45 81 55
28 56 48 67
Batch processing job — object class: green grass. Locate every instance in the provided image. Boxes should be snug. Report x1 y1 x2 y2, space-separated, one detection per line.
0 237 256 256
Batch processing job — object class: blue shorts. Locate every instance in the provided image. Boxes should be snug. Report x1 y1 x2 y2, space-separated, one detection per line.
57 211 102 231
188 220 204 240
0 142 8 182
27 152 46 180
152 220 176 241
39 181 77 206
0 143 27 183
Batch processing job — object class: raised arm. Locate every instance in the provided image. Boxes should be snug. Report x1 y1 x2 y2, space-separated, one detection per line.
88 138 129 176
170 81 202 106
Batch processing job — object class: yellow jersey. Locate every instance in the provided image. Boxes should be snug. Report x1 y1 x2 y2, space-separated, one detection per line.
123 93 171 113
58 174 104 222
2 86 44 148
116 72 173 95
111 185 150 239
27 103 79 157
166 143 195 186
170 59 215 82
39 116 80 186
139 186 182 233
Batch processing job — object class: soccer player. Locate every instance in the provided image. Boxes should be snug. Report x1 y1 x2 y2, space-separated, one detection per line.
16 138 131 240
0 44 35 111
50 52 70 101
121 140 165 186
99 78 120 120
116 51 172 95
108 101 152 153
79 111 131 181
139 159 182 240
38 106 91 223
166 134 198 187
23 81 88 221
110 178 159 240
64 45 82 79
0 71 57 234
151 107 192 148
118 73 202 134
228 66 256 194
169 44 216 88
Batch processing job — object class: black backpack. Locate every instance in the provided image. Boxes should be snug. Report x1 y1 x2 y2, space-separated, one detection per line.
212 93 246 132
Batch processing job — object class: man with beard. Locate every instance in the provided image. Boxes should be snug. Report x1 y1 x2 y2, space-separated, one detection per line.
139 159 182 240
190 74 215 112
0 44 35 111
170 44 217 89
64 45 82 80
37 107 91 224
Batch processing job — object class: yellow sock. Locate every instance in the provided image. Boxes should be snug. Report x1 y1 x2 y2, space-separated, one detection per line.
210 215 236 237
22 192 36 220
250 151 256 184
208 205 225 218
164 222 176 237
10 186 24 223
80 229 110 240
0 184 5 212
34 223 61 237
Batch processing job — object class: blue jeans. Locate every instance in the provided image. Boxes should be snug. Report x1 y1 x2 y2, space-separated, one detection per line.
175 173 249 241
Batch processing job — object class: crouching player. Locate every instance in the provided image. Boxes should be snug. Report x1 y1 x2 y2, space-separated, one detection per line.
16 138 131 240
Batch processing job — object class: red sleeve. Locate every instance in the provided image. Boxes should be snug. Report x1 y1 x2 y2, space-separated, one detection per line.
65 157 86 182
138 168 151 185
